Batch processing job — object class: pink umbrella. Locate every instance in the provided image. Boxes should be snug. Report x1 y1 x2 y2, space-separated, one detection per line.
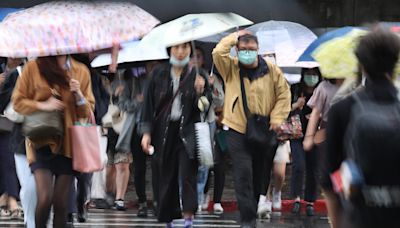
0 1 159 58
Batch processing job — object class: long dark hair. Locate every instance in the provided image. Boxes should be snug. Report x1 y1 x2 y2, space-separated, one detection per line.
37 56 69 88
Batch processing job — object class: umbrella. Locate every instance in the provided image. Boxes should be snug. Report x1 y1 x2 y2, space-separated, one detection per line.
0 1 159 58
0 8 21 21
311 29 368 79
141 13 253 47
247 20 317 67
297 26 361 63
90 40 169 68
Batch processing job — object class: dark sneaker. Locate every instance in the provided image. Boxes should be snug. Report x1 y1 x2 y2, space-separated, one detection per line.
137 202 148 218
67 213 74 226
292 201 301 214
77 205 88 223
306 204 314 216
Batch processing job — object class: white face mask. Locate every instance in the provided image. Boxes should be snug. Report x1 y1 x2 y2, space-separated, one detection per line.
169 55 190 67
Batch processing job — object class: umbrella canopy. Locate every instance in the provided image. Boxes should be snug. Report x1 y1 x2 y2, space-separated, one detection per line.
0 1 159 58
311 29 367 79
141 13 253 47
91 41 169 68
297 26 361 63
0 8 21 21
247 20 317 67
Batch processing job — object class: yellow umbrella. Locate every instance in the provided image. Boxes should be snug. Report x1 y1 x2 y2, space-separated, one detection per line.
312 29 367 79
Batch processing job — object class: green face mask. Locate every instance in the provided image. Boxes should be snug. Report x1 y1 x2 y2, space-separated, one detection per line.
238 50 258 65
304 74 319 87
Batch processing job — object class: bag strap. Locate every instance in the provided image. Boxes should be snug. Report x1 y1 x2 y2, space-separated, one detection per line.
239 68 250 118
155 65 193 121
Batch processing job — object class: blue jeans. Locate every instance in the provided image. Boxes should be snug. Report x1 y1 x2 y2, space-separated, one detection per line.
197 166 209 205
290 139 318 202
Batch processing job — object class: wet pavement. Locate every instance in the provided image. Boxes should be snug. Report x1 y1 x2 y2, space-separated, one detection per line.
0 208 330 227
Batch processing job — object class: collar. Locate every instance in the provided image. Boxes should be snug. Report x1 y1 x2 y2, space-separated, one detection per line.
365 79 398 101
239 56 269 81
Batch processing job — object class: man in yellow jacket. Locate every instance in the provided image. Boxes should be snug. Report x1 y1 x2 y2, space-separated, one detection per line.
213 30 291 228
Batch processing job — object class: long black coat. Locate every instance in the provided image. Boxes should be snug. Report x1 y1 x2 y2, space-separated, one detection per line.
140 63 212 159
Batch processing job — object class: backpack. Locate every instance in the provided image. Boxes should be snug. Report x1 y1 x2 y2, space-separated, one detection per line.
340 90 400 208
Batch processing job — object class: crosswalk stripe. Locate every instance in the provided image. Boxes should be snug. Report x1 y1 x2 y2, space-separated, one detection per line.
0 211 240 227
84 217 237 223
73 222 240 227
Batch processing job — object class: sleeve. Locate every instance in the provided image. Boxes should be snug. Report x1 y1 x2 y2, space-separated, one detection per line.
139 71 156 135
212 33 238 82
76 67 95 118
117 78 139 113
323 99 350 190
212 77 225 108
269 64 292 125
12 62 41 115
307 82 326 112
194 68 213 112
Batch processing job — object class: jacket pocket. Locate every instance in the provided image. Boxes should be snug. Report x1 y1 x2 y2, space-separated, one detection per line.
232 96 238 113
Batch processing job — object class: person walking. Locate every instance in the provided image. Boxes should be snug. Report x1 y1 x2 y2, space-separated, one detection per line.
324 29 400 228
140 42 212 228
12 56 95 228
212 30 291 228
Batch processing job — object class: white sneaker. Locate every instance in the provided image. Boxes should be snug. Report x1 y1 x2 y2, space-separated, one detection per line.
201 194 210 210
197 205 202 213
213 203 224 214
257 195 272 215
272 190 282 210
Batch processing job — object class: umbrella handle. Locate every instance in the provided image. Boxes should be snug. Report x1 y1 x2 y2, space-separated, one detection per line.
190 41 200 75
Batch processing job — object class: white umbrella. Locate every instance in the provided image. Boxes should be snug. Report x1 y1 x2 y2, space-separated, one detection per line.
90 41 169 68
248 20 317 67
141 13 253 47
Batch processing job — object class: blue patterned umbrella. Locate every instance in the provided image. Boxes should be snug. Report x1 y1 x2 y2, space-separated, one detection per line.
297 26 361 62
0 8 21 21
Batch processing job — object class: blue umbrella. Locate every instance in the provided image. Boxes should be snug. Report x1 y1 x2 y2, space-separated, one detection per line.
297 26 361 62
0 8 22 21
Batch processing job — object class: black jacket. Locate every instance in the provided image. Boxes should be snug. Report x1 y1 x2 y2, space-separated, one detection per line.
140 63 212 159
0 69 25 154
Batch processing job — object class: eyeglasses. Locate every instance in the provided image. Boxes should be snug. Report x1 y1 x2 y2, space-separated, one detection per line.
237 49 257 52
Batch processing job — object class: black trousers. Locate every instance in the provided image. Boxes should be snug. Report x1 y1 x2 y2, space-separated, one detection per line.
204 140 227 203
68 173 93 213
131 130 147 204
226 129 276 225
155 121 198 223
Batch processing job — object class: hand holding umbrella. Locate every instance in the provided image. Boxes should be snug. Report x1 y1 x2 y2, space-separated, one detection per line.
194 74 205 95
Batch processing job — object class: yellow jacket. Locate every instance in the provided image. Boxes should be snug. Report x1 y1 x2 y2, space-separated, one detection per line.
212 33 291 134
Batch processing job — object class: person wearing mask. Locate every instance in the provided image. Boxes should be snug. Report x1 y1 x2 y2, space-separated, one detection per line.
302 72 343 218
288 68 322 216
140 42 211 228
0 58 25 221
12 56 95 228
212 31 291 228
325 29 400 228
